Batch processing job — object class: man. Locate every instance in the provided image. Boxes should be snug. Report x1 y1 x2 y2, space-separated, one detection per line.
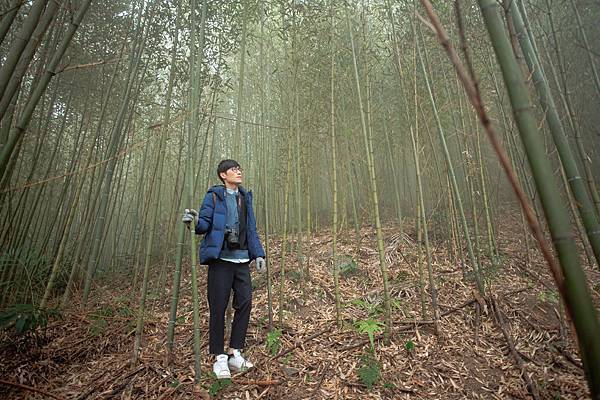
183 159 266 379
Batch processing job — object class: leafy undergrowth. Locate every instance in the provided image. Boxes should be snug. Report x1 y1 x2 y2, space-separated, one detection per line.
1 213 598 399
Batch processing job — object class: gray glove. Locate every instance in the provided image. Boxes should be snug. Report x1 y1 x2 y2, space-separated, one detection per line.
182 208 198 227
255 257 266 274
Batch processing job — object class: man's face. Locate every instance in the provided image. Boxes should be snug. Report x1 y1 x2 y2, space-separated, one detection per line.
220 166 243 186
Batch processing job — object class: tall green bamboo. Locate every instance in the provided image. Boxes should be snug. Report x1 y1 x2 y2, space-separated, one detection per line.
133 0 183 366
417 32 484 295
0 0 48 112
330 3 341 327
346 7 392 340
82 1 147 305
410 125 439 333
294 90 304 296
258 3 273 330
541 0 600 217
0 0 60 123
508 0 600 268
477 0 600 395
278 137 293 326
184 0 208 387
233 0 249 161
0 0 92 186
568 0 600 98
0 0 22 44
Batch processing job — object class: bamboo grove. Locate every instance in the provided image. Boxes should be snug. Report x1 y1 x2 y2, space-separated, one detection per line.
1 0 599 396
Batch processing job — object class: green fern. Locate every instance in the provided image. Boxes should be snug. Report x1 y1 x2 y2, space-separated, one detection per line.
350 298 383 317
355 319 384 353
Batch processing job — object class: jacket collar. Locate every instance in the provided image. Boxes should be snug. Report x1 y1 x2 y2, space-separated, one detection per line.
209 184 248 201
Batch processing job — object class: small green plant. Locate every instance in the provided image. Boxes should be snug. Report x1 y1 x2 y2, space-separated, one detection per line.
538 290 559 305
208 377 231 396
89 317 108 336
288 269 303 283
316 287 326 300
282 353 292 365
355 319 384 353
553 391 563 400
391 299 404 312
358 353 380 390
336 254 358 277
350 298 383 317
88 306 115 336
0 304 59 335
170 378 180 388
481 262 501 285
405 340 415 355
266 328 282 355
117 305 134 317
114 295 129 304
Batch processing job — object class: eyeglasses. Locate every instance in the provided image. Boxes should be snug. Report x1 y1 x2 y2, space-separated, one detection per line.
228 166 243 173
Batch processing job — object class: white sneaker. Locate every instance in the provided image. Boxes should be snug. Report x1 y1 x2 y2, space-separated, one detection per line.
228 349 254 372
213 354 231 379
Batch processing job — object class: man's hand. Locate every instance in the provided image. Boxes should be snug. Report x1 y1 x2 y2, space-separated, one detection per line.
182 208 198 227
255 257 266 274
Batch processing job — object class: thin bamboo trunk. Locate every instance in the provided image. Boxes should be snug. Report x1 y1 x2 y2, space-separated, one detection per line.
0 0 48 110
509 0 600 268
346 8 392 340
475 1 600 394
330 5 341 327
133 0 183 365
542 0 600 217
568 0 600 98
278 137 293 326
233 0 249 161
82 1 150 305
0 0 92 178
258 4 273 330
411 125 439 334
417 33 484 294
184 0 208 388
0 0 22 44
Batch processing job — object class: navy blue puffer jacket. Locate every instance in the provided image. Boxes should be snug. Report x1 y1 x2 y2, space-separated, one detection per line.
195 185 265 264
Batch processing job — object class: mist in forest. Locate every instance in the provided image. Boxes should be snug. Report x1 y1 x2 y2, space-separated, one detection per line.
1 1 599 399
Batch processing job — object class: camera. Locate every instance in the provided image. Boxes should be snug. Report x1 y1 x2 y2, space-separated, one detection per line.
225 227 240 249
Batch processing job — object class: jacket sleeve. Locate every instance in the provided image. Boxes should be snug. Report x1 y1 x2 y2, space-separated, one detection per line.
247 197 265 258
195 192 213 234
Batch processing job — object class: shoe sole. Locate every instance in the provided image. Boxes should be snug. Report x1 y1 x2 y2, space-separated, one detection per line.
228 365 253 373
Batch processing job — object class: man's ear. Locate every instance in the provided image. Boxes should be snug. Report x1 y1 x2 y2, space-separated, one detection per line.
219 171 227 181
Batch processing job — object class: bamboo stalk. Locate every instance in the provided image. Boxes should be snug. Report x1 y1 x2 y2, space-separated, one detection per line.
346 6 392 340
419 1 600 395
508 0 600 268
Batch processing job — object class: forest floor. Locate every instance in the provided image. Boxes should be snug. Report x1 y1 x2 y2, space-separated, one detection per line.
1 212 599 399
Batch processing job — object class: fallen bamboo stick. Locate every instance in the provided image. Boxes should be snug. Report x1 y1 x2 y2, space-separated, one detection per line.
0 379 65 400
